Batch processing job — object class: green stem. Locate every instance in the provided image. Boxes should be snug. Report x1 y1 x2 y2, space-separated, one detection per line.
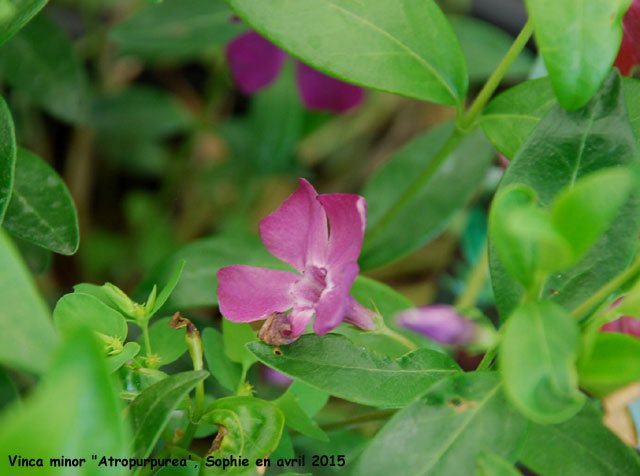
141 319 152 356
455 242 489 309
476 344 498 371
365 19 534 243
373 319 418 351
572 251 640 320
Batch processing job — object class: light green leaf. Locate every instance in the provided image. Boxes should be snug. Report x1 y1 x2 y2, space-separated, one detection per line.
524 0 630 109
247 334 460 407
3 148 79 255
223 319 257 368
0 0 47 46
0 95 15 222
226 0 468 105
274 392 328 441
500 301 585 423
354 372 527 476
0 14 88 122
149 260 184 315
0 229 56 374
138 316 188 366
287 381 328 417
476 452 522 476
202 327 242 392
107 342 141 373
53 292 128 341
128 370 208 458
361 124 494 270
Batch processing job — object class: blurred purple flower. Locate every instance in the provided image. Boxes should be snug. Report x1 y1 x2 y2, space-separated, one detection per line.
396 305 475 345
601 316 640 337
263 366 293 387
226 30 364 113
217 178 375 340
615 0 640 76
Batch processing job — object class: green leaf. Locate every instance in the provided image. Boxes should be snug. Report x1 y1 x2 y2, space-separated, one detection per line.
226 0 468 106
578 331 640 396
0 95 15 223
0 0 47 46
202 327 242 392
110 0 244 61
149 260 184 316
73 282 139 318
489 71 640 317
138 231 287 309
524 0 629 109
287 381 328 417
520 403 640 476
129 370 208 458
107 342 141 373
551 168 633 261
274 392 328 441
0 328 128 474
0 14 88 122
3 148 79 255
248 334 460 407
449 15 534 83
201 396 284 474
138 316 188 366
354 372 527 476
53 292 128 341
500 300 585 423
223 319 257 368
0 366 18 412
0 230 56 374
476 452 522 476
361 124 494 270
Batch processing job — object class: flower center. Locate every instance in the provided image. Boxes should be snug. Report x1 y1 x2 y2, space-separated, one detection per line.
291 265 328 306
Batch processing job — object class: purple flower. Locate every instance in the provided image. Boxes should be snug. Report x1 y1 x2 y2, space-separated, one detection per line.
615 0 640 76
226 30 364 113
396 305 475 345
217 178 375 340
601 316 640 337
263 366 293 387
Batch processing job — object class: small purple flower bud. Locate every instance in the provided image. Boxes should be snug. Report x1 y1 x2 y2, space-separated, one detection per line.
396 305 475 345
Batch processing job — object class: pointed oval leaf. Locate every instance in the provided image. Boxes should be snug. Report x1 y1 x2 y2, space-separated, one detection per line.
202 327 242 392
0 95 15 223
53 293 128 341
226 0 468 105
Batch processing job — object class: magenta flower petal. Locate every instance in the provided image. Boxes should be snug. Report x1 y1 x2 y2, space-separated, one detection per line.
615 0 640 76
601 315 640 338
317 194 366 267
260 178 329 272
226 31 287 94
396 305 475 345
296 61 364 113
263 366 293 387
217 265 298 322
313 262 359 335
344 297 377 331
289 306 315 337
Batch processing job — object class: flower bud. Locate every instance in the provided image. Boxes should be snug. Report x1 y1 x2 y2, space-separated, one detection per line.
395 305 475 345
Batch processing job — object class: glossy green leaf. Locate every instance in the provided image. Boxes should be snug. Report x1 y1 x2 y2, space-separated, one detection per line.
275 392 328 441
3 148 79 255
226 0 468 105
0 14 88 122
361 124 494 270
53 293 128 341
520 403 640 476
0 0 47 46
248 334 460 407
202 327 242 392
0 328 128 475
500 301 585 423
107 342 141 373
128 370 208 458
489 72 640 317
138 316 188 366
0 95 15 223
354 372 527 476
137 231 288 309
480 77 640 159
524 0 630 109
449 15 534 83
476 452 522 476
578 331 640 397
202 396 284 475
223 319 257 368
0 230 56 374
110 0 244 61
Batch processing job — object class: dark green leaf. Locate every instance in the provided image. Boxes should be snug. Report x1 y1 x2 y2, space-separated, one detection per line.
202 327 242 392
0 14 88 122
0 95 15 222
4 148 79 255
0 230 56 374
520 403 640 476
110 0 244 61
53 292 128 341
489 72 640 317
129 370 208 458
0 0 47 46
524 0 629 109
138 316 188 366
248 334 460 407
501 301 585 423
361 124 494 270
354 372 527 476
149 260 184 316
274 392 328 441
0 366 18 412
201 396 284 475
226 0 468 105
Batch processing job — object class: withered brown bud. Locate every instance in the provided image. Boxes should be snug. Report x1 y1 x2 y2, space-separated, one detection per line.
258 312 297 345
